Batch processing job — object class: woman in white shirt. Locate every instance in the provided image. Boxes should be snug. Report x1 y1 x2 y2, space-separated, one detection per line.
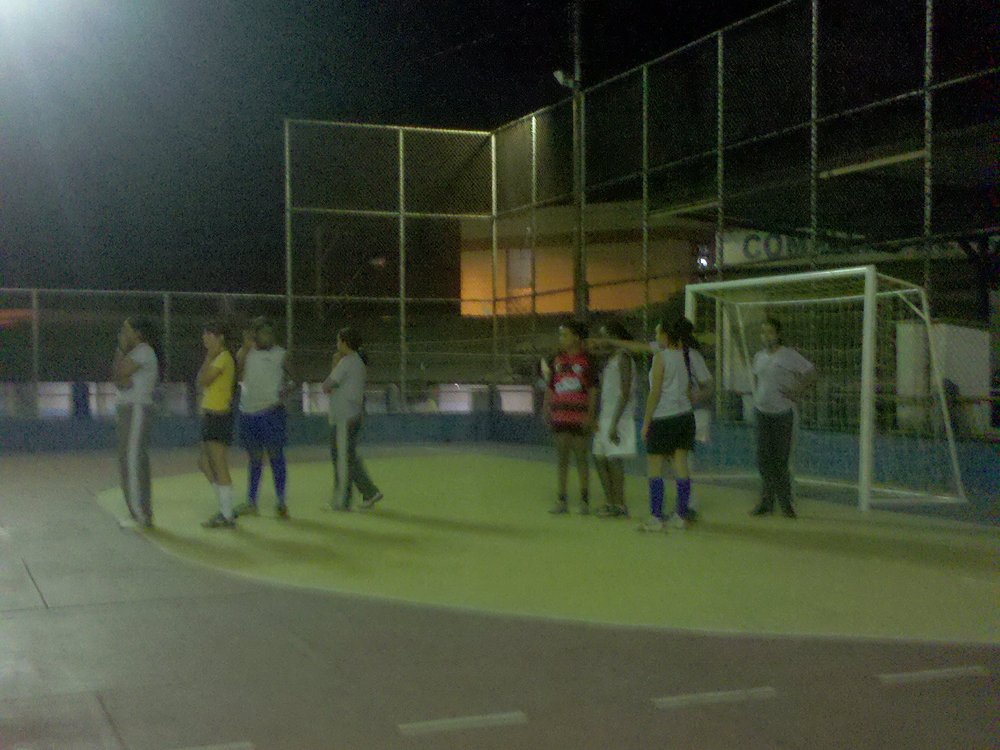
592 321 639 518
322 327 382 511
639 318 712 531
750 317 816 518
112 317 161 529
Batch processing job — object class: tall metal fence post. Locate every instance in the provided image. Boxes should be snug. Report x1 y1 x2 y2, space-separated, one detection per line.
923 0 934 296
641 64 651 340
530 115 538 319
490 133 499 378
30 288 40 394
572 0 587 316
809 0 819 266
284 119 294 358
715 31 725 275
162 293 172 381
398 128 408 409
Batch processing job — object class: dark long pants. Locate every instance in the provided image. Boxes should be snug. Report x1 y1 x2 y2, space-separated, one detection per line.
755 408 795 512
116 403 153 523
330 417 379 507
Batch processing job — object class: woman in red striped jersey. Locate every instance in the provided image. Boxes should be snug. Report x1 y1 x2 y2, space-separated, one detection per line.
543 321 597 515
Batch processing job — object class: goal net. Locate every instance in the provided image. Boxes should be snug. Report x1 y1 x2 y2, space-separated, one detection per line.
685 266 966 510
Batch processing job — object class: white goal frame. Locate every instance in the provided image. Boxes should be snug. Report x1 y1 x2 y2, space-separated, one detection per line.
685 265 966 511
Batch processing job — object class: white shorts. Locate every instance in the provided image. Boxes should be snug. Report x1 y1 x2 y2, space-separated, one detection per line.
592 413 638 458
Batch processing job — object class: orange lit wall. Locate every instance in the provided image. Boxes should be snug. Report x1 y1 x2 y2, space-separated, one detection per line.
460 203 706 316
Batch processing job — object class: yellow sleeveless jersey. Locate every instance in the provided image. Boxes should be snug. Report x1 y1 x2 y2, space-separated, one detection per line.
201 350 235 412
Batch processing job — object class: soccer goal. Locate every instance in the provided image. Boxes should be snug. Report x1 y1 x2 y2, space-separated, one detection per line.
685 265 966 511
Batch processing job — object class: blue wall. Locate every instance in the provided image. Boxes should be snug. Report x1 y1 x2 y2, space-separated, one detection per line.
2 412 995 514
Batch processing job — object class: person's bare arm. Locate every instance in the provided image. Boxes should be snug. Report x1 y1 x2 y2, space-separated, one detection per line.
113 350 141 388
642 354 665 441
589 337 655 355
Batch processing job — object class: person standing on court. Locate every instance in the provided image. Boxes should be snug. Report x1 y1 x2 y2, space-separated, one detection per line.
234 317 293 520
323 327 383 511
592 320 638 518
198 321 238 528
639 318 712 531
750 317 817 519
544 321 597 515
112 317 162 529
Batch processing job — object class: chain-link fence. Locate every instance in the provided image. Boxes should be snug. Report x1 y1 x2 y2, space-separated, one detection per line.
2 0 995 412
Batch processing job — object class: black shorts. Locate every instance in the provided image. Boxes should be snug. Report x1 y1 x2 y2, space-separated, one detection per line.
646 412 696 455
201 411 234 445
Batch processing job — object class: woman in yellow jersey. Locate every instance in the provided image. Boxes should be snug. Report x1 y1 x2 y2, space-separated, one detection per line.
198 321 238 528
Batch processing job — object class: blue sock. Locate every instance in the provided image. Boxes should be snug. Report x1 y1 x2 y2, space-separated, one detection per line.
648 478 664 519
270 449 287 506
676 478 691 517
248 457 263 505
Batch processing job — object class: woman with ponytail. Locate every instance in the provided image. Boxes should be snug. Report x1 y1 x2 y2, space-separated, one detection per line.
638 317 712 531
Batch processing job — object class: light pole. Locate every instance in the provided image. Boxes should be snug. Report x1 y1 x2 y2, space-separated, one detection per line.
571 0 585 317
554 0 586 317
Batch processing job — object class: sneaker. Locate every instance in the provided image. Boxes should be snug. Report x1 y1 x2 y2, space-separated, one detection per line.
548 501 569 515
330 501 351 512
636 517 665 532
595 504 629 519
117 517 140 530
668 513 688 530
750 504 773 517
360 492 384 510
684 509 699 523
202 512 236 529
233 502 259 518
275 504 289 520
578 501 590 516
781 507 798 519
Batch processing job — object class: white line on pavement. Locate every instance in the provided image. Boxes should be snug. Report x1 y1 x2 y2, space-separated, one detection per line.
652 686 777 709
171 743 254 750
878 665 989 685
398 710 528 736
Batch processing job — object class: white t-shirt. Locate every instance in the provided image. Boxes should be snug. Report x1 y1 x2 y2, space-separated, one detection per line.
752 346 815 414
650 348 711 420
116 343 159 406
598 351 638 425
327 352 366 423
239 345 286 414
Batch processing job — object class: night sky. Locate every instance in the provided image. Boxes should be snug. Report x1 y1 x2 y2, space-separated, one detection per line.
1 0 775 293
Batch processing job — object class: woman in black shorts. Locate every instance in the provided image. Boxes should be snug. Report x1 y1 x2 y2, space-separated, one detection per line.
639 318 711 531
197 321 238 528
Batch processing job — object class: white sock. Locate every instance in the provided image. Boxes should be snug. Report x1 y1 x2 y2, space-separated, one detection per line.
218 484 233 520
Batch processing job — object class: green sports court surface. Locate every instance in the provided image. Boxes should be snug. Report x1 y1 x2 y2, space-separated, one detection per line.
97 451 999 644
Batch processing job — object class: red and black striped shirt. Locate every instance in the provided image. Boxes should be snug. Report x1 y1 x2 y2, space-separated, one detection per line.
547 351 594 429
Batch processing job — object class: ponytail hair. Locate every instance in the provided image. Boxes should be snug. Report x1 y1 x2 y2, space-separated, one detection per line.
127 316 165 380
663 316 699 390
